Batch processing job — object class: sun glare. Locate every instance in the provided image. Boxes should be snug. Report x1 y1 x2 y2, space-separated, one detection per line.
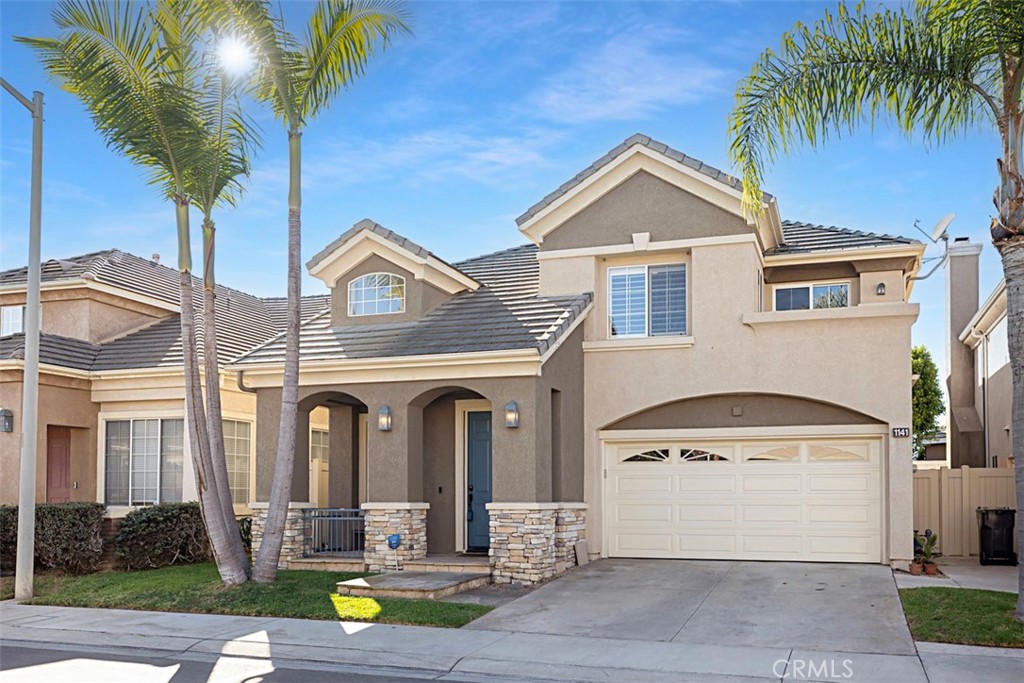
218 35 253 75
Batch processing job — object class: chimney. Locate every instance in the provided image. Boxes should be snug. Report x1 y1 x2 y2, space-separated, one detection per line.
151 253 160 265
945 237 984 466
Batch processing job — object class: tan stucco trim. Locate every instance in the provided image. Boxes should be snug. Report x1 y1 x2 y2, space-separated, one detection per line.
307 229 479 294
960 280 1006 347
534 234 761 262
227 349 544 387
519 147 756 244
742 302 920 327
599 423 890 441
583 336 695 353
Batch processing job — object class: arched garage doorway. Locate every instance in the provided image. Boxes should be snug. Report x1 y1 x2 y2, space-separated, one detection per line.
599 393 888 563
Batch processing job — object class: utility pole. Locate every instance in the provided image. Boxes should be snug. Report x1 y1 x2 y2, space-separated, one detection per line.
2 77 44 601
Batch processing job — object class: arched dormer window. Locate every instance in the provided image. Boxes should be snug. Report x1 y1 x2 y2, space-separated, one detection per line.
348 272 405 316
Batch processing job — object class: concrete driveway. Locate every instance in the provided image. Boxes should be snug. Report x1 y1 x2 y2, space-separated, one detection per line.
467 559 916 655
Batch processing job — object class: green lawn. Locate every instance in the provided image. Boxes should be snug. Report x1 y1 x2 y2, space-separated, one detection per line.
0 563 491 628
900 587 1024 648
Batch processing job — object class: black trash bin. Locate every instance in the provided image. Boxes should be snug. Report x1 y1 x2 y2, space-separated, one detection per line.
977 507 1017 566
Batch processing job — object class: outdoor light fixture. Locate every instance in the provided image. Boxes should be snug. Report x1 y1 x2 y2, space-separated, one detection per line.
504 401 520 429
0 409 12 433
876 282 887 296
377 405 392 432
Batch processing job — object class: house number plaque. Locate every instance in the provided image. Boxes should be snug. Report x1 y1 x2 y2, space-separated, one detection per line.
892 427 911 438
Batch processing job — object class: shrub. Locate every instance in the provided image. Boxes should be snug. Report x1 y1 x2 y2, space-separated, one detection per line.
238 516 252 554
0 502 105 574
114 502 210 570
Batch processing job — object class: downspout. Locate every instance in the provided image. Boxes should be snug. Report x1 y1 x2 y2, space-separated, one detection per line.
236 370 257 394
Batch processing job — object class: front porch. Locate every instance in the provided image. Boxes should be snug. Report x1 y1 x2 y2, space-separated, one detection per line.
249 376 588 585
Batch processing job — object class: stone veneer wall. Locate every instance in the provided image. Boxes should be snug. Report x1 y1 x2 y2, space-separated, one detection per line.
362 503 429 572
250 505 307 569
488 503 588 585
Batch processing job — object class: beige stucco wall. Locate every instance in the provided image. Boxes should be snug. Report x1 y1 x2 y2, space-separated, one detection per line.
328 253 450 326
1 288 168 344
539 171 750 252
0 370 98 505
579 240 918 563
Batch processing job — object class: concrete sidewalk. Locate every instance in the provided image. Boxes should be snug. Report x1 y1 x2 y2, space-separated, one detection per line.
894 558 1019 593
2 602 1022 683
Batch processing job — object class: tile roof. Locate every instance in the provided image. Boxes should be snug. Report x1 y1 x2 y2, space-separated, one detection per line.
0 250 330 372
767 221 920 255
232 244 592 366
515 133 762 226
0 333 101 371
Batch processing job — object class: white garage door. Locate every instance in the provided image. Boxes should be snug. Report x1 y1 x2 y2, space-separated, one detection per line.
604 437 883 563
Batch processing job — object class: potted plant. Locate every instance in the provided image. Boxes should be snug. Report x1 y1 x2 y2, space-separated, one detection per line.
915 532 941 575
908 556 924 575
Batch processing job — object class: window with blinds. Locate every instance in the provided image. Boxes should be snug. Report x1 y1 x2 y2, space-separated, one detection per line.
609 264 686 338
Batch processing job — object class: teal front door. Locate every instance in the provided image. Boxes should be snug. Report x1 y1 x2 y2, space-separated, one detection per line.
467 411 492 551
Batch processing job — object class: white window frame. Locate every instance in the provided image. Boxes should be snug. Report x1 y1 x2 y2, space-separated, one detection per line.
310 427 330 461
772 280 851 312
1 305 25 336
607 263 687 339
223 418 253 505
102 417 185 507
347 272 406 317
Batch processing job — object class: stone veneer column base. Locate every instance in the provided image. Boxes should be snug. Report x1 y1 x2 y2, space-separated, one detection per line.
250 503 311 569
487 502 588 586
362 502 429 572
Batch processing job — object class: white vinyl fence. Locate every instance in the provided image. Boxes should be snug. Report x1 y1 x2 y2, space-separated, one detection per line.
912 466 1017 557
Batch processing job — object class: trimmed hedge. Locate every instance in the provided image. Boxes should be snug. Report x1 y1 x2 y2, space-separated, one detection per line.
114 502 211 570
0 503 106 574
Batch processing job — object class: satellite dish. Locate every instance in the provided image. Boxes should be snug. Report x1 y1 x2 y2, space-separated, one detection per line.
931 213 955 242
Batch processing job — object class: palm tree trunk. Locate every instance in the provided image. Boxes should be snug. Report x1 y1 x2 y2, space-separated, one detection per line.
175 198 246 585
253 128 303 583
202 217 251 579
999 240 1024 623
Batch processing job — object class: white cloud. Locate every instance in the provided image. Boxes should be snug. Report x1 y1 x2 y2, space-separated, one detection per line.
528 29 730 123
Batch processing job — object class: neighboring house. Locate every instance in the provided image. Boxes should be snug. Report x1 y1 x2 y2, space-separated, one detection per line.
1 134 927 581
945 242 1013 469
0 250 329 511
921 431 948 462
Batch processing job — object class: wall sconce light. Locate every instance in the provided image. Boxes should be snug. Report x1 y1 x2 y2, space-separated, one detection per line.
504 401 520 429
377 405 392 432
0 409 11 433
876 282 887 296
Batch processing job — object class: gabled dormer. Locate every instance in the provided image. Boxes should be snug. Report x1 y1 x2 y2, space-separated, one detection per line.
307 219 480 327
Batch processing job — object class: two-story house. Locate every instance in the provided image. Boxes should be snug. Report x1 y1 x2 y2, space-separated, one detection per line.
1 134 926 582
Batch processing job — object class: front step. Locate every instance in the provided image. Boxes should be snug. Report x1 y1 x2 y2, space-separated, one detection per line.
337 571 490 600
405 555 490 575
288 557 367 572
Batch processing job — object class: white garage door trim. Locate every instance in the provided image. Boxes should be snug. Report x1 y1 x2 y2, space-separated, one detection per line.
601 428 887 563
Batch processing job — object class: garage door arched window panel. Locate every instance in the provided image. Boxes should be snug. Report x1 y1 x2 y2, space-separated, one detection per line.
680 447 730 462
621 448 670 463
743 444 800 462
808 444 869 462
348 272 405 316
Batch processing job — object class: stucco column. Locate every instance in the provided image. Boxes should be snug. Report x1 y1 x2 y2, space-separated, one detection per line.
254 387 281 502
327 404 356 508
491 386 551 502
364 394 422 503
888 434 915 568
945 239 984 467
292 408 311 503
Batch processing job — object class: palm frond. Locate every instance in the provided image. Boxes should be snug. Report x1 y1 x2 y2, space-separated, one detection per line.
728 1 1006 216
299 0 411 120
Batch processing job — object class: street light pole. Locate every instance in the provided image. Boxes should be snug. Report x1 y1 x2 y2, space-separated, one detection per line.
2 77 44 602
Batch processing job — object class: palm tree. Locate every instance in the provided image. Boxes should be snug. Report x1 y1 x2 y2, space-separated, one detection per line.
19 0 254 584
222 0 410 583
728 0 1023 620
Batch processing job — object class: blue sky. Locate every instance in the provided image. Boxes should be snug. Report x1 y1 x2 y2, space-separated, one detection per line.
0 0 1006 385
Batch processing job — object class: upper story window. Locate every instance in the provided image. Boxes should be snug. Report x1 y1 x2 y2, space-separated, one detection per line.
1 305 25 336
608 264 686 338
774 282 850 311
348 273 405 316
